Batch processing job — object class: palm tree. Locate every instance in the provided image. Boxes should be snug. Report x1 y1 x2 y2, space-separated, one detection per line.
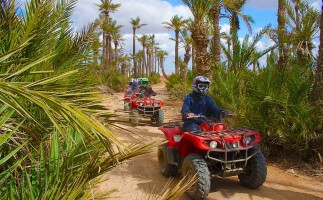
112 33 125 70
0 0 154 198
96 0 121 69
136 50 144 76
313 3 323 104
119 54 131 76
157 50 169 80
210 0 221 66
277 0 288 69
137 35 149 75
222 0 254 60
221 30 273 73
103 20 123 70
182 0 213 77
185 18 196 70
91 32 101 65
163 15 187 75
286 0 320 63
179 29 193 80
130 17 146 77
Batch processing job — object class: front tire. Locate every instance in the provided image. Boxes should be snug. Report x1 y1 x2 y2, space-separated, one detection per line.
124 101 130 111
182 154 210 200
155 109 164 127
238 148 267 189
130 109 139 126
158 144 178 177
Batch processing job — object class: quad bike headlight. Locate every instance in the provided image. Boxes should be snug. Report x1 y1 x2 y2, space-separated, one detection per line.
245 137 252 145
209 141 218 148
173 135 182 142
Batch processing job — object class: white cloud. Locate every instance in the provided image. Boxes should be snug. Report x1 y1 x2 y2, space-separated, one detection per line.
70 0 193 73
71 0 192 33
220 24 230 34
246 0 321 10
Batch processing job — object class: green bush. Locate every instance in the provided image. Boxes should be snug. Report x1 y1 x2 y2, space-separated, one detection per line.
209 64 322 162
169 83 192 100
99 69 129 92
166 70 196 99
149 73 161 84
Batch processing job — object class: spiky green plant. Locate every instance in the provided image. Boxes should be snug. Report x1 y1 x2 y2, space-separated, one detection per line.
0 0 154 198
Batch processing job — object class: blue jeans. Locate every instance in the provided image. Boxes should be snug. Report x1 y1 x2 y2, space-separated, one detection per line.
183 122 200 132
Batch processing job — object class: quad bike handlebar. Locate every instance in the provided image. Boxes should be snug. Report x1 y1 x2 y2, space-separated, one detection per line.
186 110 235 122
186 114 207 119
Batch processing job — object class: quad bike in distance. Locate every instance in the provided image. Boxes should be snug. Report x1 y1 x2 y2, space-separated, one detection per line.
129 93 164 126
158 114 267 200
123 89 137 111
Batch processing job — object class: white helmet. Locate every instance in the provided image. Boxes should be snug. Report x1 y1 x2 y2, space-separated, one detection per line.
192 76 210 95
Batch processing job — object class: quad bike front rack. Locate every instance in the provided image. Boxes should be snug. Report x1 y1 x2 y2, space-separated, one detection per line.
203 128 260 177
136 98 162 116
188 128 260 177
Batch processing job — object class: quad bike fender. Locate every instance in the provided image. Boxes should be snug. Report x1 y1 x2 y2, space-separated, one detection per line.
159 127 182 148
176 133 211 158
181 133 210 150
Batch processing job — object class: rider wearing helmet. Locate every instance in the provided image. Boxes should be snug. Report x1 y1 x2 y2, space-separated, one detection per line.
128 78 138 91
181 76 223 132
138 78 156 97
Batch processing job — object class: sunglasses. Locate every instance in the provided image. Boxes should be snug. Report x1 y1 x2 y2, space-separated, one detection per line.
197 83 209 90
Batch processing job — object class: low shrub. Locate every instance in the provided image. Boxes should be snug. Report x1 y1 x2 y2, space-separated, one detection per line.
166 70 196 100
149 73 161 84
98 69 129 92
209 64 322 163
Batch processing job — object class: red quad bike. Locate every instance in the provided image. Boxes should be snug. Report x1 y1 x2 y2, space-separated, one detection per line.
158 114 267 200
123 90 134 111
129 93 164 126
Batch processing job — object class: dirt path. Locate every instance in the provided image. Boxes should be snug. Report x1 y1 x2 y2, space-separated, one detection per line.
96 78 323 200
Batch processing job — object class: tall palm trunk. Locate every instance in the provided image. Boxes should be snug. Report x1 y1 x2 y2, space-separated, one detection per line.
104 12 110 69
143 47 146 75
313 3 323 104
192 45 195 70
108 34 112 67
160 57 169 80
212 2 221 66
278 0 288 69
230 13 239 61
182 46 191 81
133 28 137 77
175 30 179 74
114 41 118 71
227 40 231 68
192 20 211 77
103 33 106 68
157 57 160 74
146 48 149 76
154 49 157 73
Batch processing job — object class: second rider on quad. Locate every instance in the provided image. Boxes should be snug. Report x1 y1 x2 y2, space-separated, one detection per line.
129 78 164 126
138 78 157 97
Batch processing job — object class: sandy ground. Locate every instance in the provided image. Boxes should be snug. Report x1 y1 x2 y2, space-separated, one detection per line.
95 78 323 200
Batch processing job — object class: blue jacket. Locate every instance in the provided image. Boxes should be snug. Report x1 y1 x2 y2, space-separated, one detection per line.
181 92 223 123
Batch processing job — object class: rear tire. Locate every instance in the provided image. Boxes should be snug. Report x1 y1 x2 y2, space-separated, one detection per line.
182 154 210 200
155 109 164 127
130 109 139 126
158 144 178 177
238 148 267 189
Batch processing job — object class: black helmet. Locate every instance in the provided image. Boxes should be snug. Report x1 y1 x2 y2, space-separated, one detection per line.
192 76 210 95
